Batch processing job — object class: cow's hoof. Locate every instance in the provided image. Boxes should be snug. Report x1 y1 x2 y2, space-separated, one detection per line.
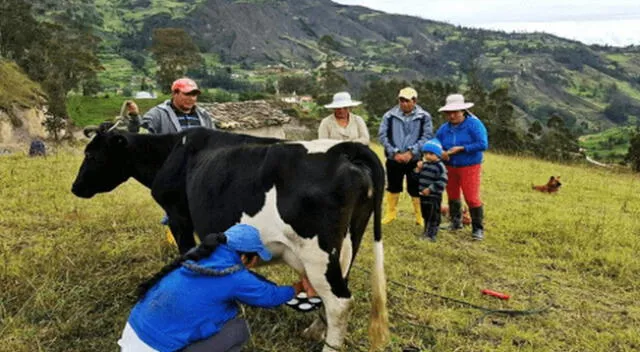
302 318 326 341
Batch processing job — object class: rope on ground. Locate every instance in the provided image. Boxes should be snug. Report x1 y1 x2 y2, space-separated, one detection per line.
354 265 553 319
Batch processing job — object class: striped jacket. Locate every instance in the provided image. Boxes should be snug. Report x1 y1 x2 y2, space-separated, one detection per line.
415 160 448 197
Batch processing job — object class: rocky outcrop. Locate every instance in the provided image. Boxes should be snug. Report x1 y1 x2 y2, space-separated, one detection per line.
0 106 48 152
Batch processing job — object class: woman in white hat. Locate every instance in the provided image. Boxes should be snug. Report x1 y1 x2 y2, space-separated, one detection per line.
435 94 489 240
318 92 370 145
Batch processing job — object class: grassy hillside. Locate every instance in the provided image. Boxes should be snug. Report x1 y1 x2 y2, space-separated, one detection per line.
1 146 639 351
579 126 636 163
0 61 44 115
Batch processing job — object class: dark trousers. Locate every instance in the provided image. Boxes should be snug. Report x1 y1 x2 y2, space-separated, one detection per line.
420 195 442 228
385 159 419 197
181 318 250 352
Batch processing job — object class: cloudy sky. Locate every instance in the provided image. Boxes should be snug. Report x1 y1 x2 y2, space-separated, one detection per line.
333 0 640 46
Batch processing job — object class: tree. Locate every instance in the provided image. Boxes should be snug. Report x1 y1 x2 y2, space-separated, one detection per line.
150 28 203 93
0 0 42 60
318 58 347 93
529 121 543 136
1 0 102 121
279 75 316 95
626 126 640 172
361 79 408 123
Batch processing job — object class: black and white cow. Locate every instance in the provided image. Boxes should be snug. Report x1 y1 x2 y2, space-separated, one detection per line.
72 127 389 351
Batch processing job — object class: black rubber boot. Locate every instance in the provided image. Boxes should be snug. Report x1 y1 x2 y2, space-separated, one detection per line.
447 200 463 230
470 206 484 241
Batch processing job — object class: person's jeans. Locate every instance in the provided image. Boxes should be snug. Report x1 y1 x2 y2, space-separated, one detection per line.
181 318 250 352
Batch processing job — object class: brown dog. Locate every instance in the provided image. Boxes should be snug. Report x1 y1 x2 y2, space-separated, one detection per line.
532 176 562 193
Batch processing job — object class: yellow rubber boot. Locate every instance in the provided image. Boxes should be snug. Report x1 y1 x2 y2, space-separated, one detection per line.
382 192 400 224
166 227 177 247
412 197 424 226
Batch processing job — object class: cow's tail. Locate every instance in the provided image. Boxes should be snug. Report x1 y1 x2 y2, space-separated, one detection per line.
364 147 389 350
330 142 389 349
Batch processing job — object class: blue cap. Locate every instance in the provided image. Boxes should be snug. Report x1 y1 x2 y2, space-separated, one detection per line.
224 224 272 261
421 139 443 158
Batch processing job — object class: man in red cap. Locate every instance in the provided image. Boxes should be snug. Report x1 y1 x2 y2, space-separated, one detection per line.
141 77 215 229
141 77 214 134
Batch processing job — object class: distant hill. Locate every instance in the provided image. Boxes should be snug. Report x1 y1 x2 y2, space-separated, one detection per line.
47 0 640 132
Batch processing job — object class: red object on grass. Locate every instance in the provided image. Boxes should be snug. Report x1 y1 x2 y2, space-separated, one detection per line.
481 289 510 300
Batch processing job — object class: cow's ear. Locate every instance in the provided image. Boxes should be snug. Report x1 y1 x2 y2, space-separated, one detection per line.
108 134 129 149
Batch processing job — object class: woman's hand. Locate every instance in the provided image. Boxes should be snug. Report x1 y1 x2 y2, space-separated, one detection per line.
292 281 304 295
447 146 464 155
420 189 430 196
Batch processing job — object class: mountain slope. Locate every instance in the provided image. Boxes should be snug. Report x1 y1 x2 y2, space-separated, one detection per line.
87 0 640 131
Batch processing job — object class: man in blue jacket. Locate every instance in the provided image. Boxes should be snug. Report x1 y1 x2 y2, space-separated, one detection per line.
118 224 303 352
378 87 433 226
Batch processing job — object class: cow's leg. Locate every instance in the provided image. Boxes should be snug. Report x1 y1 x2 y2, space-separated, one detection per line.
166 209 195 254
301 253 351 352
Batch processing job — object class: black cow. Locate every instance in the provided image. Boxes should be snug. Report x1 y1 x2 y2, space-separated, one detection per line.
72 127 389 351
72 127 281 251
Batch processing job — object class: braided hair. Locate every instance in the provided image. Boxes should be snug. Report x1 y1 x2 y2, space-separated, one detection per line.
136 232 227 300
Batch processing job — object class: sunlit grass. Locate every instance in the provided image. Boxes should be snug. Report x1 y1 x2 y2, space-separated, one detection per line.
1 146 639 351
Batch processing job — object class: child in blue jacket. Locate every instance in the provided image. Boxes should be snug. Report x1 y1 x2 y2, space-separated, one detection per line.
118 224 303 352
414 139 448 241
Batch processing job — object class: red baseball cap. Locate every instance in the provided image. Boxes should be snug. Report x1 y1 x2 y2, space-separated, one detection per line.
171 78 201 94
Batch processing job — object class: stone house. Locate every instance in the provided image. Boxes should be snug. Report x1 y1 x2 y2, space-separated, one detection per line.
199 100 312 140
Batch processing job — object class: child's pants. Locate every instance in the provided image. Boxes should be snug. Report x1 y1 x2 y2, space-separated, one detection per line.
420 195 442 229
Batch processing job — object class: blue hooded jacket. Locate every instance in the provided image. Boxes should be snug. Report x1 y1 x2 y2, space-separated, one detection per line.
435 114 488 167
127 245 294 352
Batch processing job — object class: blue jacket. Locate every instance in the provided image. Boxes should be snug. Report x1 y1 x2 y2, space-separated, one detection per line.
378 105 433 160
127 245 294 352
435 114 488 167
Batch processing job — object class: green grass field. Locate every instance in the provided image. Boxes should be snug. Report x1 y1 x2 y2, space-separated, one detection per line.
1 145 639 351
66 95 168 127
579 126 635 163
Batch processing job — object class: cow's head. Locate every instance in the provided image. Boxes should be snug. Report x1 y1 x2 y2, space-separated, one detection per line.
71 129 133 198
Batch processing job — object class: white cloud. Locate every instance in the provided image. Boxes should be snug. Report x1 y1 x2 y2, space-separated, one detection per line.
333 0 640 46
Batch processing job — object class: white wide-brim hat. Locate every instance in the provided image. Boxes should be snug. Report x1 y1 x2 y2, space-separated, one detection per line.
438 94 474 112
324 92 362 109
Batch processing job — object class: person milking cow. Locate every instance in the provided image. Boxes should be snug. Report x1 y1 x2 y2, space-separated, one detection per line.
118 224 308 352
